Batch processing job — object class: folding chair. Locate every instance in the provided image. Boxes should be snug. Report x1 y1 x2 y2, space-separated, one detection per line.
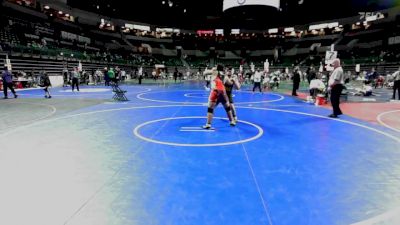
111 82 128 101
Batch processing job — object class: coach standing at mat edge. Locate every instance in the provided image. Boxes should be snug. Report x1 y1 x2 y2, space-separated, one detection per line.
328 59 344 118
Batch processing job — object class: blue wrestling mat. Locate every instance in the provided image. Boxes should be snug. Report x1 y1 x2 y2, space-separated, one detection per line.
1 83 400 225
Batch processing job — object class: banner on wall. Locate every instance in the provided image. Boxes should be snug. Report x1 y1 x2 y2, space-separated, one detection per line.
223 0 280 11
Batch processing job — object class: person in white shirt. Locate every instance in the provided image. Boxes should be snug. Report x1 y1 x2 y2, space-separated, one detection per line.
269 72 280 90
262 74 270 91
309 74 326 99
355 84 373 96
120 70 126 81
392 67 400 100
204 68 213 89
71 67 80 92
252 69 263 93
328 59 345 118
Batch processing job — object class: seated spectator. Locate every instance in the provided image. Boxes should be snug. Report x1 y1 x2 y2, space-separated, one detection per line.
269 74 280 90
355 84 373 96
374 75 384 89
309 76 326 99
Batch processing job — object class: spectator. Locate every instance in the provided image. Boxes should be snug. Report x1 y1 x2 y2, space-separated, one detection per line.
62 67 69 87
71 67 80 92
355 84 373 97
108 68 116 83
2 66 18 99
306 66 316 84
252 68 263 93
41 72 52 98
309 74 326 100
292 67 301 96
174 68 178 83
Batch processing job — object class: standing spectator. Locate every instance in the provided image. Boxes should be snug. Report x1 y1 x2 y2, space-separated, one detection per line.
138 71 143 85
94 69 102 85
120 70 126 81
328 59 345 118
306 66 316 84
62 67 69 87
71 67 80 92
292 67 301 96
179 72 183 82
104 67 110 86
392 67 400 100
41 72 52 98
2 67 18 99
173 68 178 83
204 68 212 89
186 70 191 80
108 68 116 84
252 68 263 93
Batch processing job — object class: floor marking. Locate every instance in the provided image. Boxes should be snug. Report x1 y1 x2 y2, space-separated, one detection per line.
0 102 57 130
180 127 204 129
179 129 215 132
234 123 273 225
136 90 285 105
133 116 263 147
376 110 400 133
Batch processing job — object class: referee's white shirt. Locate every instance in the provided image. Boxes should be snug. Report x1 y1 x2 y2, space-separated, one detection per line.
393 71 400 81
253 72 262 83
329 67 344 86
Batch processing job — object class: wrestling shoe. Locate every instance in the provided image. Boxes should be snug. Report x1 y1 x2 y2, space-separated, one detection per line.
202 124 212 129
230 121 236 127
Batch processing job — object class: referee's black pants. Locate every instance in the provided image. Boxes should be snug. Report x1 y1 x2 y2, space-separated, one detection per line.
393 80 400 100
253 82 262 92
3 82 16 97
72 78 79 91
330 84 343 116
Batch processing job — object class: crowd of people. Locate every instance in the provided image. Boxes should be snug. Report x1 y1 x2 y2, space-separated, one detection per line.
2 61 400 110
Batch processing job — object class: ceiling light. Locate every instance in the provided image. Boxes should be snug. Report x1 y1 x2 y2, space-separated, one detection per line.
183 9 186 13
44 5 50 9
65 14 70 17
58 11 63 14
162 1 165 4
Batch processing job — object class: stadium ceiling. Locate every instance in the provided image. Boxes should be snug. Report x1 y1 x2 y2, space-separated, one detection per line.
67 0 395 28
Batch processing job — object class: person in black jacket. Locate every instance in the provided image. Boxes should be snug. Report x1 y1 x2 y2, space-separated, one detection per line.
41 72 52 98
292 67 301 96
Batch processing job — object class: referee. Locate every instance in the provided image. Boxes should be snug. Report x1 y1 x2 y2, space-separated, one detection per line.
392 67 400 100
328 59 344 118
